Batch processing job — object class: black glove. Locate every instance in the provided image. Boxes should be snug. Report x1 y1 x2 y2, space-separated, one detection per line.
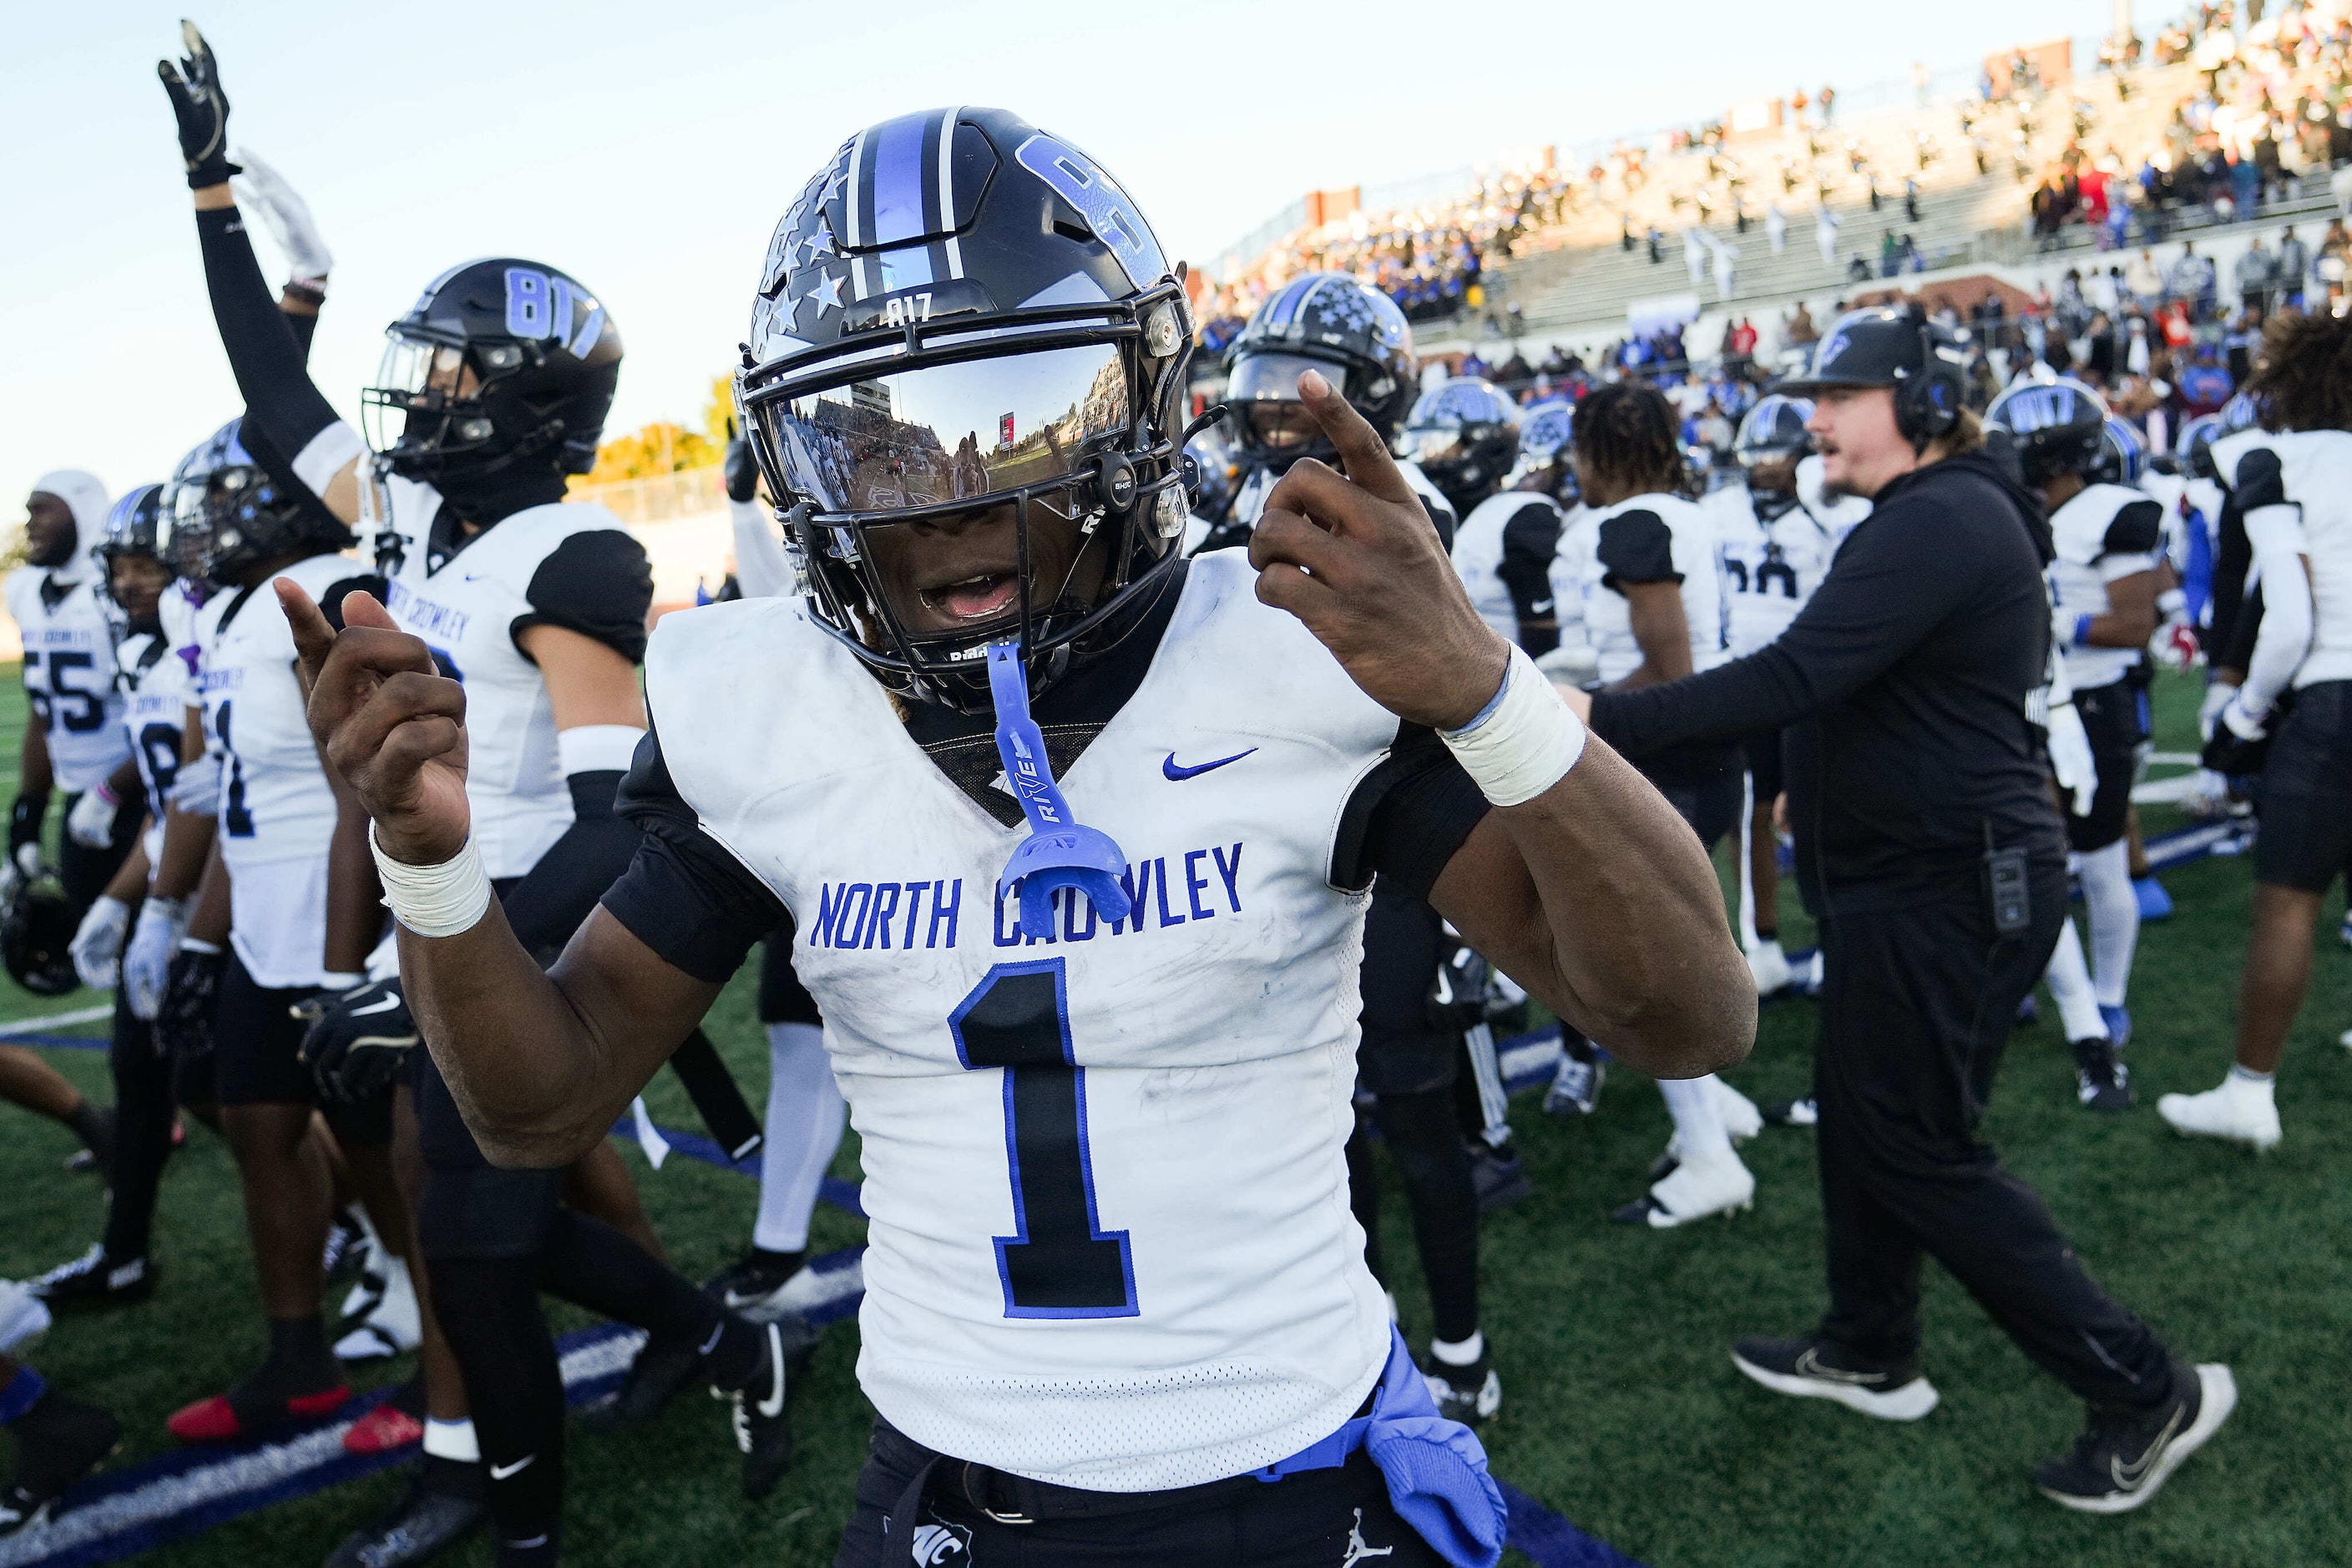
2200 725 2275 778
724 437 762 504
157 21 240 190
155 945 227 1067
295 978 417 1105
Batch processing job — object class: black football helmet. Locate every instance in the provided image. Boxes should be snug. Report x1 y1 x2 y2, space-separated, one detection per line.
96 483 170 629
1400 378 1521 514
1224 271 1416 463
734 107 1196 711
361 259 623 483
2175 413 2224 480
1506 398 1577 503
163 419 355 588
2090 416 2147 487
1985 376 2110 484
1735 394 1814 468
2 870 78 997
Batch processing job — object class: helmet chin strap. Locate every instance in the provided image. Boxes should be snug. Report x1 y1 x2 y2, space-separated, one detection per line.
986 639 1134 940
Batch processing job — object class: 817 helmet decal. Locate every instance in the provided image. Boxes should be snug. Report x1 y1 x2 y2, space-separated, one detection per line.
1985 375 2112 485
1734 393 1814 467
162 418 355 588
360 258 623 483
1224 271 1416 462
735 107 1195 711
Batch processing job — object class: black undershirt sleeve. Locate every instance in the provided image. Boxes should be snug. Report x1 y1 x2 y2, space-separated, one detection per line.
194 205 342 466
500 771 640 965
513 530 657 665
285 304 321 365
1592 492 1970 756
1332 725 1492 901
1496 500 1565 656
599 722 787 984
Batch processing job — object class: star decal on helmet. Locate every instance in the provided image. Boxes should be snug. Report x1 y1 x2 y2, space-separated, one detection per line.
810 271 845 316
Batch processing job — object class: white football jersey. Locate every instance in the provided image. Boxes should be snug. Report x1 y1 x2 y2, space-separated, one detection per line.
1550 491 1729 686
2213 427 2352 688
1449 492 1565 646
114 627 190 825
1707 484 1849 657
364 471 650 880
645 552 1399 1491
1793 452 1874 539
2047 483 2162 691
195 553 357 987
6 564 131 792
1221 458 1456 542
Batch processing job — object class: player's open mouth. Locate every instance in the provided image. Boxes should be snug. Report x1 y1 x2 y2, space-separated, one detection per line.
919 571 1021 623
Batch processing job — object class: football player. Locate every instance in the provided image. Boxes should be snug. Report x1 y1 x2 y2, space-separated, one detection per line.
1449 397 1568 655
1985 377 2157 1111
288 107 1751 1568
1548 381 1761 1227
2162 311 2352 1151
5 472 141 922
159 28 802 1560
29 487 201 1309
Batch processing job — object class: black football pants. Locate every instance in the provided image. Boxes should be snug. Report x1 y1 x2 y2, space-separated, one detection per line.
1811 860 2176 1413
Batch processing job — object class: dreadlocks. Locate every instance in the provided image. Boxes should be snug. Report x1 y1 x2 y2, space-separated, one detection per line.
1575 382 1690 498
2247 309 2352 434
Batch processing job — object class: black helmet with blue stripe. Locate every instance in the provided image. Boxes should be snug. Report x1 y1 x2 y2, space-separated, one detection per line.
163 417 354 588
736 107 1197 711
1400 377 1522 513
1984 375 2110 484
1733 393 1813 466
2090 416 2147 486
1226 271 1417 461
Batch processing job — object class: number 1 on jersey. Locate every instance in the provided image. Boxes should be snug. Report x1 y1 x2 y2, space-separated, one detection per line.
951 958 1137 1319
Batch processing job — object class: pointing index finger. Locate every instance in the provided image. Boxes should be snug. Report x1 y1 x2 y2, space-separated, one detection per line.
276 579 335 684
1297 368 1414 506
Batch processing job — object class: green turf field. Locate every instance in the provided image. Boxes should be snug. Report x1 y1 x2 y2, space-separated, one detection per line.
3 665 2348 1568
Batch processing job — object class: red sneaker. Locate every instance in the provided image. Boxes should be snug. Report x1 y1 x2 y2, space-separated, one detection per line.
167 1383 352 1444
342 1402 426 1455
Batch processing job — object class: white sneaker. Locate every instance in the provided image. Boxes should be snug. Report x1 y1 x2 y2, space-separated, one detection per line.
1617 1149 1756 1228
1748 940 1793 996
2157 1081 2282 1153
0 1279 51 1353
336 1255 422 1360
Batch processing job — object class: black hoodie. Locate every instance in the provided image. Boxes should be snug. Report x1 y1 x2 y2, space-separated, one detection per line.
1591 450 2063 898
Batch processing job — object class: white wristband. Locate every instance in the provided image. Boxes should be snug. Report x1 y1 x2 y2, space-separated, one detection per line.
370 825 493 938
557 724 646 776
1439 645 1588 807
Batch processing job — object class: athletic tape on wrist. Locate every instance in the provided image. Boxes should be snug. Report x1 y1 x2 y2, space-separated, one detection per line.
1439 644 1587 807
369 825 493 938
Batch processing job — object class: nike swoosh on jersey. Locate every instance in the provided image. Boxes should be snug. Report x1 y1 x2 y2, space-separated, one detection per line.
347 995 402 1017
1161 748 1257 781
488 1455 536 1479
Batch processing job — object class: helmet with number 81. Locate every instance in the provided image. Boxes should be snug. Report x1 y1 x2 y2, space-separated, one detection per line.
735 107 1197 711
361 258 624 485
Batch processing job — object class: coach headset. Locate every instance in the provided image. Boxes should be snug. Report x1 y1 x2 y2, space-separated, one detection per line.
1785 303 1967 451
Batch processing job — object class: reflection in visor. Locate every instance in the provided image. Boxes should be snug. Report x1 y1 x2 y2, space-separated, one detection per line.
766 344 1130 515
1404 427 1468 468
1224 352 1344 407
362 336 478 455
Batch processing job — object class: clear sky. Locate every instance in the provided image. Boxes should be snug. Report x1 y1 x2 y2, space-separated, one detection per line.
4 0 2117 515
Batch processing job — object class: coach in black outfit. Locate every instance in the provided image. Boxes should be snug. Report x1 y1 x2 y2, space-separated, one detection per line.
1563 306 2232 1515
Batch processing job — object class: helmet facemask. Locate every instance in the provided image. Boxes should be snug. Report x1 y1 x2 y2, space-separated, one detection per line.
362 331 579 483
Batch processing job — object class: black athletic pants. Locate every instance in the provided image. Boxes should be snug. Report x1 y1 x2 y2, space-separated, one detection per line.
102 988 173 1262
1812 860 2175 1412
56 789 142 923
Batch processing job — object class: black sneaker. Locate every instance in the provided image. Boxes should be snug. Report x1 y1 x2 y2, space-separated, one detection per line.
1761 1097 1818 1128
1467 1143 1534 1213
28 1245 154 1309
731 1315 820 1500
2032 1362 2236 1515
1541 1052 1605 1117
1731 1333 1940 1421
324 1459 486 1567
703 1251 815 1321
322 1209 372 1288
0 1386 123 1537
2071 1037 2135 1113
1421 1353 1502 1427
579 1328 706 1433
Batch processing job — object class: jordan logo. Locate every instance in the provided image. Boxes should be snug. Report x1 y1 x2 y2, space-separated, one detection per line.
1339 1508 1394 1565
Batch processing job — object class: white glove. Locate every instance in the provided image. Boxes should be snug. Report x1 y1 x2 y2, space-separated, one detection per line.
229 147 333 284
0 843 42 903
2046 700 2099 816
169 752 222 817
2198 680 2239 742
66 785 119 849
2218 690 2271 742
71 896 131 991
124 897 192 1021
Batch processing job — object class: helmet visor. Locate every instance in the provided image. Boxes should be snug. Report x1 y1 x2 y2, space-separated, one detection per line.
1402 422 1472 470
1226 352 1343 451
362 335 484 456
162 468 257 582
762 342 1131 516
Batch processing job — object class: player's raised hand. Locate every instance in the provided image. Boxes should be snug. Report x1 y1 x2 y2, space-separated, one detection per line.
157 20 240 190
1250 371 1510 731
279 583 473 864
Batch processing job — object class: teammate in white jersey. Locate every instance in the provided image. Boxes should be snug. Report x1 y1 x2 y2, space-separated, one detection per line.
1550 381 1760 1230
287 106 1751 1568
1985 378 2159 1114
159 32 792 1557
2165 311 2352 1151
5 471 141 918
1705 395 1862 999
1449 398 1569 655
